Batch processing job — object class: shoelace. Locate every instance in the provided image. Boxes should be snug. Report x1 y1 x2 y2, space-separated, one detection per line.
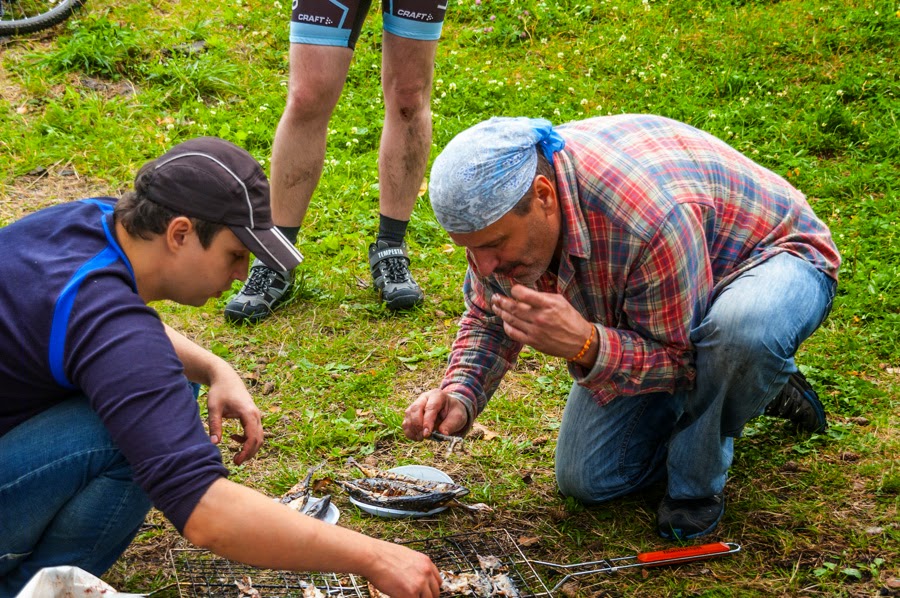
377 255 411 284
244 265 277 295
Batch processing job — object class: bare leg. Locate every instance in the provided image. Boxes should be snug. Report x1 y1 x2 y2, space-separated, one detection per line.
270 44 354 227
378 33 438 222
223 45 352 324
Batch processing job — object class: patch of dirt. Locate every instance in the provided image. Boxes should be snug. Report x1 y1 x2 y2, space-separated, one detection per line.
0 63 27 107
1 172 112 222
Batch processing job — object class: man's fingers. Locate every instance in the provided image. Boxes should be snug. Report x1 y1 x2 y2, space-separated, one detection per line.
403 398 429 440
207 413 223 445
420 394 448 436
509 283 549 306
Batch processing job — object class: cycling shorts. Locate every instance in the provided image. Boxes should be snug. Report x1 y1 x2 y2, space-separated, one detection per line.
290 0 448 48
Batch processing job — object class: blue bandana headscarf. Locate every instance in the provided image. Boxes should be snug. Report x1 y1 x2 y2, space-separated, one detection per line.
429 117 566 234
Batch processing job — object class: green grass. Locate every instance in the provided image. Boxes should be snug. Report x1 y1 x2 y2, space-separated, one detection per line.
1 0 899 595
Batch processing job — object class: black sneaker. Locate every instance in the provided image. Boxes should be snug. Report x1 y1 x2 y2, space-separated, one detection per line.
764 372 827 433
224 260 292 324
368 240 424 310
657 493 725 540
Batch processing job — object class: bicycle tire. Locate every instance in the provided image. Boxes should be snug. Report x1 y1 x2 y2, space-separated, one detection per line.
0 0 85 35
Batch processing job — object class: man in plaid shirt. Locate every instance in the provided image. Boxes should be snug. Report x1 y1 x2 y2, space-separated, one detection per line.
403 115 840 540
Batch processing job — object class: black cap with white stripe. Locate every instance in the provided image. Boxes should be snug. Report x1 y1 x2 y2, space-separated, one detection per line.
141 137 303 272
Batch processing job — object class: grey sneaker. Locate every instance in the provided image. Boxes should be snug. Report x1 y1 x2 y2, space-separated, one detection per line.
224 260 292 324
368 240 424 310
657 493 725 540
764 372 827 433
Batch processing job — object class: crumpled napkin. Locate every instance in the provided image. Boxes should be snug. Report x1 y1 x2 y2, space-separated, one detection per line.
16 566 144 598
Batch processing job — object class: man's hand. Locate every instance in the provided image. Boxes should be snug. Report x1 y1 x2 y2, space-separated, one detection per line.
206 363 264 465
491 284 594 361
403 389 468 441
363 541 442 598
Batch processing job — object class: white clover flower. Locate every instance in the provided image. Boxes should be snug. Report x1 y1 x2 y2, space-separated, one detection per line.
580 98 588 106
618 34 627 42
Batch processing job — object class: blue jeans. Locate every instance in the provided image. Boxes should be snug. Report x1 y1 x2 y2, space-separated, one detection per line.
555 253 836 503
0 398 152 596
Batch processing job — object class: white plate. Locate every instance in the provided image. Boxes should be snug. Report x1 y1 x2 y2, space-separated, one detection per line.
278 495 340 525
349 465 454 519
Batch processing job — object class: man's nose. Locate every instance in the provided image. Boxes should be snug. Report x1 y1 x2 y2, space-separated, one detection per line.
470 250 498 277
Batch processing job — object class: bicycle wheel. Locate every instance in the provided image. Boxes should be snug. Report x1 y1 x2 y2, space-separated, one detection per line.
0 0 85 35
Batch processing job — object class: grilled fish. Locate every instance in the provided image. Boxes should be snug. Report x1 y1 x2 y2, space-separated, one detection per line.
281 461 327 511
440 571 494 597
346 458 469 496
235 575 260 598
338 478 463 511
302 494 332 520
439 571 520 598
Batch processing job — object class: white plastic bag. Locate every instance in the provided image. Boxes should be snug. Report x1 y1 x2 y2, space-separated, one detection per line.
15 566 144 598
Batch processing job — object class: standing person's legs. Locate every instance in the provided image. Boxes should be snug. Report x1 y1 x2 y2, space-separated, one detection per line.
0 398 151 595
225 42 353 324
660 253 836 539
366 33 439 309
271 44 354 231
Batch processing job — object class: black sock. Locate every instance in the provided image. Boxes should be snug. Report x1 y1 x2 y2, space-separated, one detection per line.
376 214 409 246
276 225 301 245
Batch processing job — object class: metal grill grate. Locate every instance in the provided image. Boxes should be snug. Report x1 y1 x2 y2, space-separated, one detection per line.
169 530 551 598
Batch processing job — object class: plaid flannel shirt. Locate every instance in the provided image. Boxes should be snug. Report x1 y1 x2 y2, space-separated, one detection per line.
440 115 841 426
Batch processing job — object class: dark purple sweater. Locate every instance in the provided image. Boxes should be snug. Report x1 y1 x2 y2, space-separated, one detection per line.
0 198 228 532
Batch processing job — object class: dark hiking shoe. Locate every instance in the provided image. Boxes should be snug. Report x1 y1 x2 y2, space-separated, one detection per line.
764 372 827 433
368 240 424 310
657 493 725 540
224 260 292 324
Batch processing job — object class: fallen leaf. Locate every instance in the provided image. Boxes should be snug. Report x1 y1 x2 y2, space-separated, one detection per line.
517 536 540 547
885 577 900 589
261 382 275 395
559 582 579 597
471 422 500 441
16 105 28 115
267 404 281 413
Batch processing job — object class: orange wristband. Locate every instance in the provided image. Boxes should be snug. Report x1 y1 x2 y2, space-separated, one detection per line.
567 325 596 362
